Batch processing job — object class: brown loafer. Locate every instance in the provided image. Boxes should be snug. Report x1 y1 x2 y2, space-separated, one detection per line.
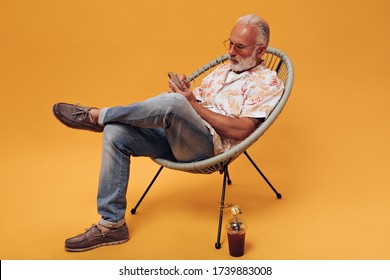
53 103 104 132
65 223 129 252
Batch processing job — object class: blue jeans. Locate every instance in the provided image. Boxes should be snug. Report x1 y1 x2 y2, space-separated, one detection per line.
96 93 214 228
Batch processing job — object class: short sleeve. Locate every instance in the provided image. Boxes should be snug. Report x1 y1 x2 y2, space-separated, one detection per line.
241 70 284 118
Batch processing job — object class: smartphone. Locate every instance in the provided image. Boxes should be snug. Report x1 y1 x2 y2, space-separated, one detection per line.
168 72 183 90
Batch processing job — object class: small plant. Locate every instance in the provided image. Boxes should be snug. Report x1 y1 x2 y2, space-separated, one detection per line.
227 204 242 231
224 203 247 257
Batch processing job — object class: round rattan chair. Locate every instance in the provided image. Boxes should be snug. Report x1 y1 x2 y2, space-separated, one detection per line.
131 47 294 249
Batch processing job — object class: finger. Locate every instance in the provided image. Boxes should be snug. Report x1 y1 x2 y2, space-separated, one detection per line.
179 80 187 90
178 74 188 84
168 80 180 92
167 81 174 92
168 79 175 88
182 75 191 88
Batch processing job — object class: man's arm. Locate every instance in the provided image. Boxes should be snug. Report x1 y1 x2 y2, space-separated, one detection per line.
168 78 261 141
190 101 262 141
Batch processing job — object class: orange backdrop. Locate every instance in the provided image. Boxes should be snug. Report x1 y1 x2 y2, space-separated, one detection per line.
0 0 389 259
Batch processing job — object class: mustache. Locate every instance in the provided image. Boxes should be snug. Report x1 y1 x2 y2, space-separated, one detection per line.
228 55 238 63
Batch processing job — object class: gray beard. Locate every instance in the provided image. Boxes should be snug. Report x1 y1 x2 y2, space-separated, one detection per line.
230 53 258 73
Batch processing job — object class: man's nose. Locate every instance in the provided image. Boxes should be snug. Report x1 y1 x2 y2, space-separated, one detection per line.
228 45 237 56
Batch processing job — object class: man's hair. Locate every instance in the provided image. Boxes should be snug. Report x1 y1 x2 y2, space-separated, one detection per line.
236 14 270 47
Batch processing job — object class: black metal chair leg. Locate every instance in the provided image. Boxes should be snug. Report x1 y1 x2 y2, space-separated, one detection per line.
215 165 228 249
243 151 282 199
131 166 164 214
226 166 232 185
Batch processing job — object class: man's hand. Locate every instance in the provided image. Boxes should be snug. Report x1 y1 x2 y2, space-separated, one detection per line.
168 74 196 103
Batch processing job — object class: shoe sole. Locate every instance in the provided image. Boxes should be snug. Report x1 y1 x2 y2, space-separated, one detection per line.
65 238 129 252
52 103 103 133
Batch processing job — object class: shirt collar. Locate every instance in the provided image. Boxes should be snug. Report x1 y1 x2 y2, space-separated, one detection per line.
225 61 265 83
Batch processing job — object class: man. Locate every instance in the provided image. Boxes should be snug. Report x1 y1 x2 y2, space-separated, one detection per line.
53 14 284 252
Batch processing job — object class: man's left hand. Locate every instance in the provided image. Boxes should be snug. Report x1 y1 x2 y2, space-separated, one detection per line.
168 74 196 104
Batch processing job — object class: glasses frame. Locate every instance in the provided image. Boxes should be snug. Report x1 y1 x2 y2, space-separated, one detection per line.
223 39 263 53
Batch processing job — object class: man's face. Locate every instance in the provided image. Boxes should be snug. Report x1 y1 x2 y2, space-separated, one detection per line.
228 23 265 73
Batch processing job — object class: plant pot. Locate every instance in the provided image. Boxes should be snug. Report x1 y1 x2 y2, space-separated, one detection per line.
226 222 247 257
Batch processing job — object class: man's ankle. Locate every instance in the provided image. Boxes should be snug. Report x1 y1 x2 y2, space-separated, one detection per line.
90 108 100 124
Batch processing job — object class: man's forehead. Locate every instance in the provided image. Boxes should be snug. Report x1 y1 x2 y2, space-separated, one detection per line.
229 23 258 44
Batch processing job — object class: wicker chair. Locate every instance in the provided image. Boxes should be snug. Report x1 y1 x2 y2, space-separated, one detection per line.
131 47 294 249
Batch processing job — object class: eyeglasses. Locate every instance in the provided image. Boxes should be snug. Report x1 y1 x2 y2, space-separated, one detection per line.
223 39 263 53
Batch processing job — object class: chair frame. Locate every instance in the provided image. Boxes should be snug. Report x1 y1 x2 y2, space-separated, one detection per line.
130 47 294 249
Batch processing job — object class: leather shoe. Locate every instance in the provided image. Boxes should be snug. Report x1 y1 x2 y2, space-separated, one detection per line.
65 223 129 252
53 102 104 132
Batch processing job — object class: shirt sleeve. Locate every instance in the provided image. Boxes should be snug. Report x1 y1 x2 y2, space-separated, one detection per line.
241 70 285 119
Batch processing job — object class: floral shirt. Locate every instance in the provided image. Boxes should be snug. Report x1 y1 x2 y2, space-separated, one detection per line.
193 62 284 155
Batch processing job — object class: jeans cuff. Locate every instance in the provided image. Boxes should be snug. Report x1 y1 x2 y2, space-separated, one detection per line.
98 107 109 126
98 217 125 229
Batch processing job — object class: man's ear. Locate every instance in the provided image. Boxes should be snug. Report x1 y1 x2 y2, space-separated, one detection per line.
257 46 267 59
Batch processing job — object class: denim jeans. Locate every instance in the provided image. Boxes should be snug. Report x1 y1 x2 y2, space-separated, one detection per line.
96 93 214 228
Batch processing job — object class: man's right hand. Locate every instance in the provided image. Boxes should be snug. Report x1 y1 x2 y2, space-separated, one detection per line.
168 74 190 92
177 74 191 90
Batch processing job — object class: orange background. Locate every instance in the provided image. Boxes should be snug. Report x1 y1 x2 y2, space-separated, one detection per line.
0 0 389 259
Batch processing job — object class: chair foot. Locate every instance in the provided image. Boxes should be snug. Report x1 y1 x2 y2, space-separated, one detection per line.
243 151 283 198
130 166 164 216
225 165 232 185
215 242 221 249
